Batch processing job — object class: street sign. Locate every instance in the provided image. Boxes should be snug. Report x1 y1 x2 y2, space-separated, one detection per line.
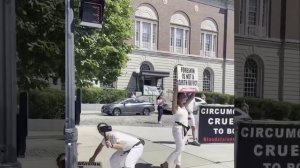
177 66 199 92
235 120 300 168
80 0 105 28
198 105 235 143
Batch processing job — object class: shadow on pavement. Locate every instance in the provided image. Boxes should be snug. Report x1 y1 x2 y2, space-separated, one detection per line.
152 141 174 144
136 163 160 168
143 121 159 124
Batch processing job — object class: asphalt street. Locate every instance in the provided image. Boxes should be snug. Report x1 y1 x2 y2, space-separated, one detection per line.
80 111 199 128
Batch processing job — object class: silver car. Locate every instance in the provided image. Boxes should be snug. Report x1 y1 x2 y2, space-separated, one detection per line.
101 98 155 116
163 97 207 115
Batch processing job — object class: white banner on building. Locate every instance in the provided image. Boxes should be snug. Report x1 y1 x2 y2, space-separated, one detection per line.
143 85 160 96
177 66 199 92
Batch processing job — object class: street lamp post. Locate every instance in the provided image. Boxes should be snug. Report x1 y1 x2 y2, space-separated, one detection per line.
0 0 21 167
65 0 78 167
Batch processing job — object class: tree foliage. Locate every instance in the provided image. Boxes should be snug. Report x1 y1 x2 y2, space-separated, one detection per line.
16 0 65 90
16 0 134 90
74 0 134 87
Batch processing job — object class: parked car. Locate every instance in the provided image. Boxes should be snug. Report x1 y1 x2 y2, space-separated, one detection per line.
162 97 207 115
234 107 252 128
234 107 252 121
194 97 207 113
101 98 155 116
194 97 207 106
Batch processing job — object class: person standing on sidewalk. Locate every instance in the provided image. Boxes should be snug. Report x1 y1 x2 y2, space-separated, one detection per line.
131 92 136 98
89 123 145 168
185 95 201 146
157 94 166 124
160 92 195 168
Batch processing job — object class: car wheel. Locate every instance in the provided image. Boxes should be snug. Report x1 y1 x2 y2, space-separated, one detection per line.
112 108 121 116
143 108 151 116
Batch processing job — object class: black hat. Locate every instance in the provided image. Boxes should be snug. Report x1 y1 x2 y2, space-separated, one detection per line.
97 123 112 133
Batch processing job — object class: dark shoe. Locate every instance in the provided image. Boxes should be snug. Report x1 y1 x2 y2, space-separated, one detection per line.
160 162 168 168
190 140 201 146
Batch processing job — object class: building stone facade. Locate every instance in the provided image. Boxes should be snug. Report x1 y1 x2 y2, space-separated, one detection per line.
234 0 300 103
104 0 235 96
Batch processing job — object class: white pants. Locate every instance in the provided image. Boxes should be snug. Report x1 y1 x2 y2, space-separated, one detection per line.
188 113 196 127
110 144 144 168
166 126 188 166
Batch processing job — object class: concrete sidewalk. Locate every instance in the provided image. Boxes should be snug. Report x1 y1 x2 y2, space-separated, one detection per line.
78 125 234 168
18 131 65 168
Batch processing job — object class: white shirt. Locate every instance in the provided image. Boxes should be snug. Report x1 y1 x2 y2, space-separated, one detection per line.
173 106 188 127
101 131 139 151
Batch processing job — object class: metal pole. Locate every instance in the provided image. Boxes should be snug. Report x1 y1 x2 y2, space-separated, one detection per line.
65 0 77 167
0 0 21 167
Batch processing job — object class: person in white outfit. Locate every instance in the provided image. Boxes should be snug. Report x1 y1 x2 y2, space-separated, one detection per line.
161 92 195 168
89 123 144 168
185 96 201 146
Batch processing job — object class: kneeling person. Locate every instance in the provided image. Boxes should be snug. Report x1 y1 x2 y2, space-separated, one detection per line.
89 123 145 168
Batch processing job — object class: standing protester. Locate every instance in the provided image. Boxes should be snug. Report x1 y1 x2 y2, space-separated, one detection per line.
161 92 195 168
185 95 201 146
131 92 136 98
89 123 145 168
157 94 166 124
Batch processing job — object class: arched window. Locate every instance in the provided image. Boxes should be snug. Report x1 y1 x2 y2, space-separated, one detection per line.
140 63 151 71
140 61 153 71
203 69 214 92
135 4 158 50
244 58 258 97
170 12 190 54
200 19 218 57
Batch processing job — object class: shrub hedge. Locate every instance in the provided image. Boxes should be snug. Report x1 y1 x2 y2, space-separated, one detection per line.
196 91 234 104
28 88 65 119
195 92 299 121
81 87 128 104
235 97 300 121
27 88 299 121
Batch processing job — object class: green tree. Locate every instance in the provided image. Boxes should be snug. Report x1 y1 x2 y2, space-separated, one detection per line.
16 0 134 90
74 0 134 87
16 0 65 90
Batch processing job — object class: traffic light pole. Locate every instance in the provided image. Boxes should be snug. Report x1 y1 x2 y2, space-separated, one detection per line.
65 0 78 167
0 0 21 167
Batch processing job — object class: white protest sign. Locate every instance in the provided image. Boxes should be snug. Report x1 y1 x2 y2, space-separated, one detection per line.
177 66 199 92
143 85 160 96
